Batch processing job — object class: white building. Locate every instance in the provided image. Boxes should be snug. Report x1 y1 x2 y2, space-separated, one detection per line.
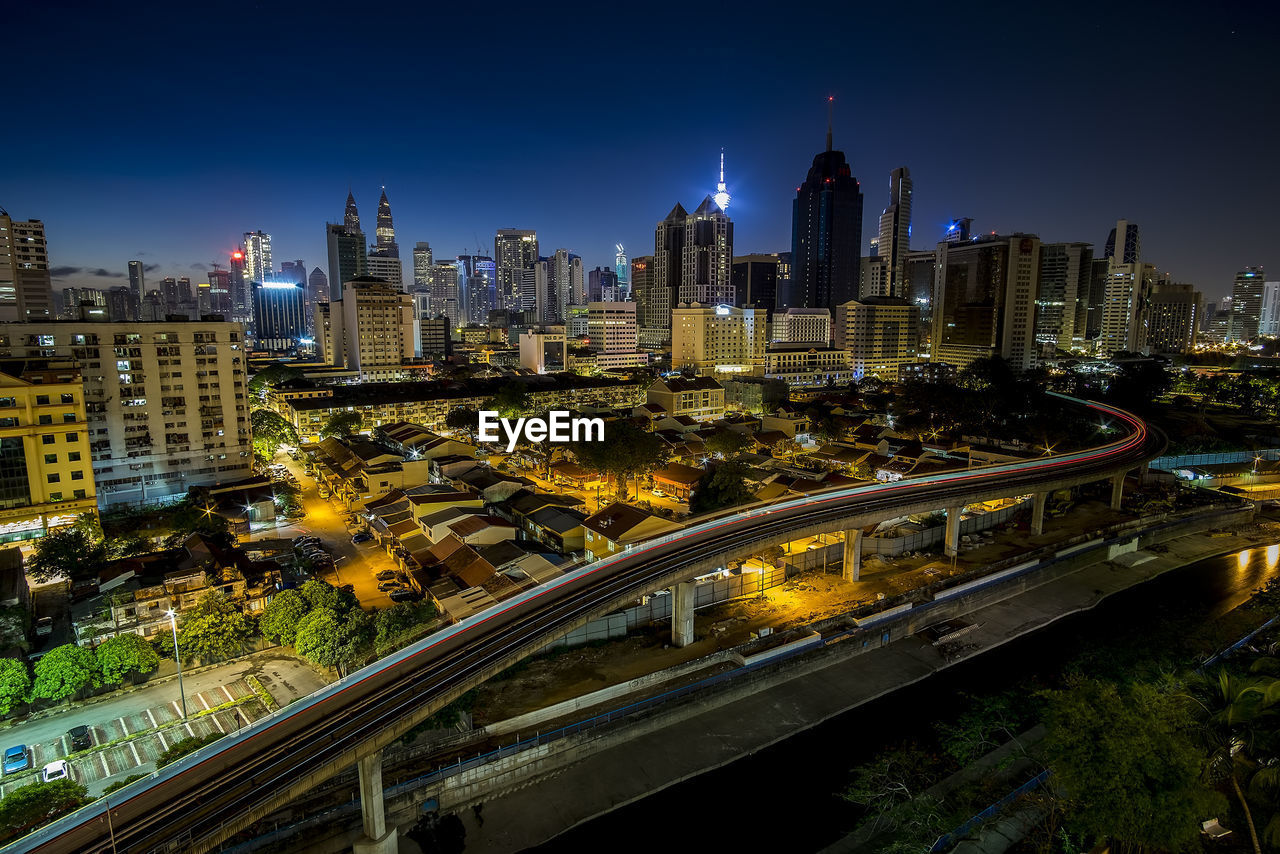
771 307 831 346
242 231 272 284
1259 280 1280 337
519 327 567 373
318 277 414 380
587 301 637 353
365 254 404 290
834 297 921 381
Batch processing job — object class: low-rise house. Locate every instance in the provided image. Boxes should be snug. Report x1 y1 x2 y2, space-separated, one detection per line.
760 406 808 437
523 505 588 554
375 422 478 461
651 462 704 501
308 436 433 509
646 376 724 421
581 502 683 562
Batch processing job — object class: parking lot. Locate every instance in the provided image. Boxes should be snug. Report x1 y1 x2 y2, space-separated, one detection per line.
0 680 265 795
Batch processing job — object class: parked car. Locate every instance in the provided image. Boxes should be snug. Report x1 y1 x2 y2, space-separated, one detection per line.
292 535 320 547
67 726 92 752
351 532 373 544
41 760 71 783
651 489 667 498
389 589 422 603
375 570 397 582
3 746 30 775
377 581 403 592
338 584 355 595
34 616 53 636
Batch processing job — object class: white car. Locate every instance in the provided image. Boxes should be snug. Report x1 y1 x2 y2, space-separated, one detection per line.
41 759 71 783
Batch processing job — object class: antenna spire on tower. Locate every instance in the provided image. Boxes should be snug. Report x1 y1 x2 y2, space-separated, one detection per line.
826 96 834 152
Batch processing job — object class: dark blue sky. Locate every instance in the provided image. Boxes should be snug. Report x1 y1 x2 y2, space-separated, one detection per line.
7 0 1277 300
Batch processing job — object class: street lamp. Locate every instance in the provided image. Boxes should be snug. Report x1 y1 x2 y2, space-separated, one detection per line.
166 610 188 719
332 554 347 584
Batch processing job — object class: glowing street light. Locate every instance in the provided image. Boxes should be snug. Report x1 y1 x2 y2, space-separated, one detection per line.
166 610 188 719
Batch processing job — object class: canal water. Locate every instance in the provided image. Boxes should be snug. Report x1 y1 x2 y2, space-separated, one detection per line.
527 542 1280 853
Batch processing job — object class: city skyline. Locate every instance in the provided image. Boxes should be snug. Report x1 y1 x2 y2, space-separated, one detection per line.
6 2 1277 300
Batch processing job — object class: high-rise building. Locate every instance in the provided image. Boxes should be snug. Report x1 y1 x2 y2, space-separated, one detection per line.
0 211 54 322
631 255 660 331
306 267 328 336
229 249 248 320
374 188 398 257
615 244 629 300
365 253 404 290
320 277 414 380
1104 220 1141 263
652 204 687 332
1035 242 1093 352
0 319 252 507
551 249 583 322
279 260 306 285
1147 283 1202 353
860 256 889 299
833 297 921 381
494 229 538 311
876 167 912 298
1083 257 1110 341
931 233 1042 372
678 197 734 305
242 231 272 285
731 254 781 313
412 242 432 292
1098 261 1157 355
1230 266 1266 342
252 281 306 351
671 303 767 376
128 260 146 308
786 112 863 311
326 192 368 301
0 361 97 540
903 249 936 319
206 268 233 316
159 277 196 319
771 307 831 346
588 266 620 302
587 301 637 353
1259 280 1280 338
458 255 497 324
366 189 403 289
61 287 107 319
106 287 137 323
430 261 460 327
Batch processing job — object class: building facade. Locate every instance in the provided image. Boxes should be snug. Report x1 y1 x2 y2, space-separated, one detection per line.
321 278 414 380
787 125 863 311
0 212 54 322
671 303 767 376
1230 266 1266 342
1147 283 1201 353
876 167 912 298
833 297 921 381
251 282 306 351
494 229 538 312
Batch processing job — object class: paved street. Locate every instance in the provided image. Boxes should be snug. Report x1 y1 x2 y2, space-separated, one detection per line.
251 453 399 609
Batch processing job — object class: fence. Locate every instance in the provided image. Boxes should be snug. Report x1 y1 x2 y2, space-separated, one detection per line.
1149 448 1280 470
929 770 1051 852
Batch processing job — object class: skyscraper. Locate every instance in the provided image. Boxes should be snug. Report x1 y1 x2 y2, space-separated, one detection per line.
876 167 912 299
1147 283 1202 353
207 267 233 316
0 210 54 322
229 248 248 319
242 231 272 285
1230 266 1266 342
457 255 497 324
326 192 367 301
430 261 460 327
615 244 629 300
374 188 397 256
631 255 658 330
1104 220 1141 263
588 266 620 302
787 105 863 311
128 260 146 308
366 189 403 288
551 249 583 322
731 254 781 312
494 229 538 311
1260 280 1280 338
1035 242 1093 352
652 204 687 333
252 281 306 351
678 196 734 306
279 259 307 285
412 242 432 292
1098 220 1152 355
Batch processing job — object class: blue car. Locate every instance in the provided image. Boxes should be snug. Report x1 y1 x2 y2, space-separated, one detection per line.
3 745 30 775
351 532 373 544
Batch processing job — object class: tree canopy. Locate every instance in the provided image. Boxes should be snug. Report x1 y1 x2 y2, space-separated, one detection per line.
689 461 754 514
176 596 254 664
319 411 363 439
31 644 100 704
247 363 303 401
483 382 529 419
0 779 89 842
26 526 111 583
704 428 750 458
299 579 358 614
0 659 31 716
294 606 373 675
95 633 160 684
569 420 669 500
259 589 311 647
444 408 479 442
250 408 299 456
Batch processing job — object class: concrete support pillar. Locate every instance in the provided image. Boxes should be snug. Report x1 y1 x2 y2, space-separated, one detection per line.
1110 473 1125 510
353 751 397 854
944 505 962 558
842 528 863 582
1031 491 1048 537
671 580 695 647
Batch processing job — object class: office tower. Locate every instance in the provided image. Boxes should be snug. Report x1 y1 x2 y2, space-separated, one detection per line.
1035 242 1093 352
671 303 767 376
652 204 687 331
679 197 734 305
731 254 781 312
140 290 165 321
588 266 620 302
860 256 889 298
1230 266 1266 341
1260 280 1280 338
242 231 272 285
945 218 973 244
160 277 196 318
366 188 403 288
373 188 398 256
128 260 146 306
931 233 1042 372
365 253 404 289
1104 220 1141 263
1083 257 1109 340
305 267 328 337
229 249 248 319
833 297 921 380
430 261 460 327
323 277 414 379
206 268 233 316
0 319 252 507
587 301 638 354
630 255 659 330
494 229 538 311
252 282 306 351
877 167 912 298
417 312 450 361
521 261 547 319
565 304 589 338
326 192 368 301
615 244 629 300
279 260 306 287
903 249 936 318
0 361 97 538
412 242 433 292
551 249 583 322
519 327 568 373
61 287 106 319
106 287 137 322
787 113 863 311
1098 261 1157 355
457 255 497 324
1147 283 1202 353
0 211 54 322
771 307 831 346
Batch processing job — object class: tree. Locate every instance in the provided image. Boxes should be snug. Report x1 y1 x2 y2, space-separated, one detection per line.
773 437 803 461
689 461 754 514
299 579 358 614
156 733 224 768
176 595 254 664
374 602 436 652
483 382 529 418
445 408 479 443
163 501 235 550
1041 677 1220 852
31 644 100 705
704 428 750 459
319 411 362 439
274 481 303 517
26 526 110 583
0 659 30 716
1108 360 1172 411
95 633 160 685
840 743 947 847
294 606 373 675
247 363 303 402
569 420 670 501
0 779 90 841
250 408 299 457
94 635 160 686
259 589 311 646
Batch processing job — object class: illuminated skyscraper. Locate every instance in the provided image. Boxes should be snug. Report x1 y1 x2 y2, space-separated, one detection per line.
344 191 360 232
1104 220 1141 263
374 188 397 256
412 242 432 291
713 149 731 211
876 167 912 298
1230 265 1266 341
615 244 629 299
327 192 367 300
229 248 248 320
787 102 863 310
252 281 306 351
679 196 734 306
366 188 403 288
458 255 497 324
206 267 233 315
0 210 54 322
242 231 272 285
494 229 538 311
128 260 146 307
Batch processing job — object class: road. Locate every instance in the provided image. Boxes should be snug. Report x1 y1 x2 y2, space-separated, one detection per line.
6 395 1161 854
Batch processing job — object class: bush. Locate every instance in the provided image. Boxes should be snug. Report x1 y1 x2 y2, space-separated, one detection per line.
156 732 224 768
101 773 147 795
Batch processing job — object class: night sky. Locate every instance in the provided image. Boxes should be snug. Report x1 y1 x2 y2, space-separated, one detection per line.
7 1 1277 300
